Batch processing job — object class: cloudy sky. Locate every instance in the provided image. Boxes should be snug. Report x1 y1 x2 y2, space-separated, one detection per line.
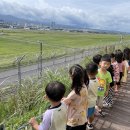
0 0 130 32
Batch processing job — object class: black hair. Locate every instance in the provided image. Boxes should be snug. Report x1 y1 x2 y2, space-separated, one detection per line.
84 69 89 87
45 81 66 102
107 65 114 87
123 48 130 60
69 64 86 95
115 50 123 63
86 62 98 75
110 53 115 58
93 54 102 65
101 54 111 63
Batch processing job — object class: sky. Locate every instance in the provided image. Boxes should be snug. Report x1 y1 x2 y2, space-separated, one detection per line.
0 0 130 32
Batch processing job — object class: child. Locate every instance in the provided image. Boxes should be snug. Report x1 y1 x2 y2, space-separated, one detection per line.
93 54 102 67
86 62 98 130
96 55 112 115
29 81 67 130
99 54 114 107
115 50 124 88
122 48 130 82
63 64 88 130
110 53 120 92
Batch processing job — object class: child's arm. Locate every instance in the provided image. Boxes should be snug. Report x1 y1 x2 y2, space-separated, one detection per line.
105 72 112 96
62 90 76 105
115 64 120 82
105 84 110 96
62 97 71 105
122 62 125 76
29 117 39 130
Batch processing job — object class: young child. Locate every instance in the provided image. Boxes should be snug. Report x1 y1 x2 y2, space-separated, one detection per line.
93 54 102 67
29 81 67 130
96 55 112 115
86 62 98 130
115 50 124 88
122 48 130 82
63 64 88 130
100 54 114 107
110 53 120 92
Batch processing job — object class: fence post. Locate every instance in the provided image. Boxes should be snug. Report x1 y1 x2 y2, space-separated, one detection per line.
37 55 40 79
105 46 107 54
40 42 43 78
73 49 76 64
16 55 25 87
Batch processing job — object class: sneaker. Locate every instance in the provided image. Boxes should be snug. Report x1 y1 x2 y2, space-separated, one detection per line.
108 103 112 108
103 103 109 108
87 124 94 130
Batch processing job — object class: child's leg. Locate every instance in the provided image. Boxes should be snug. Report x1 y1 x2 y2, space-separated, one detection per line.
96 96 105 117
88 115 94 124
87 107 95 124
96 96 103 111
87 115 94 130
115 81 119 92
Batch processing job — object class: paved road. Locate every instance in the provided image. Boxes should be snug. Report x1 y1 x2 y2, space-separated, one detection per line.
0 48 100 87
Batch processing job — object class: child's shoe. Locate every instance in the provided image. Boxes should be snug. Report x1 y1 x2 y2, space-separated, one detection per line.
98 111 105 117
87 123 94 130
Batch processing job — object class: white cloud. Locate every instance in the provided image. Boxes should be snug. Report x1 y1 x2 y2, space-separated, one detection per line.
0 0 130 32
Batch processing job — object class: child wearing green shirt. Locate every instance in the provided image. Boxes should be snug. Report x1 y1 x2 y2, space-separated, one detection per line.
96 55 112 116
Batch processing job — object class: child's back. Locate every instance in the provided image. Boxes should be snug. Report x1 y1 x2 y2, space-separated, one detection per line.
63 64 88 130
121 60 129 82
88 78 98 107
39 103 67 130
67 85 88 127
29 81 67 130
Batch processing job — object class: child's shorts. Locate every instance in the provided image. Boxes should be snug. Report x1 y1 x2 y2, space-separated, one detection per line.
87 107 95 117
96 96 104 107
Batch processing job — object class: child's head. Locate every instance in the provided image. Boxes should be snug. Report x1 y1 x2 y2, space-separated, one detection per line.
110 53 115 63
123 48 130 60
69 64 85 95
100 54 111 71
45 81 66 102
93 54 102 65
86 62 98 77
115 50 123 63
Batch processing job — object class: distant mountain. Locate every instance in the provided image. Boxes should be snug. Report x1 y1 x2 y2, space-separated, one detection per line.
0 14 30 24
0 14 80 28
0 14 129 34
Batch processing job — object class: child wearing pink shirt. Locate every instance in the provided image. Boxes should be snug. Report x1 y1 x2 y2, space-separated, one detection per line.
111 53 120 92
115 50 124 90
63 64 88 130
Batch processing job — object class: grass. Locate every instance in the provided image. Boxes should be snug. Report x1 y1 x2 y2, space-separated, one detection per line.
0 29 130 71
0 68 71 129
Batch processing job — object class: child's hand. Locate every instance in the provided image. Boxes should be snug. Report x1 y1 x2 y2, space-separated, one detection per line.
105 91 108 96
62 97 71 105
29 117 39 129
61 97 66 101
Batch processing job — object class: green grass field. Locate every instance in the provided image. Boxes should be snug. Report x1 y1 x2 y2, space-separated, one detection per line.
0 29 130 70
